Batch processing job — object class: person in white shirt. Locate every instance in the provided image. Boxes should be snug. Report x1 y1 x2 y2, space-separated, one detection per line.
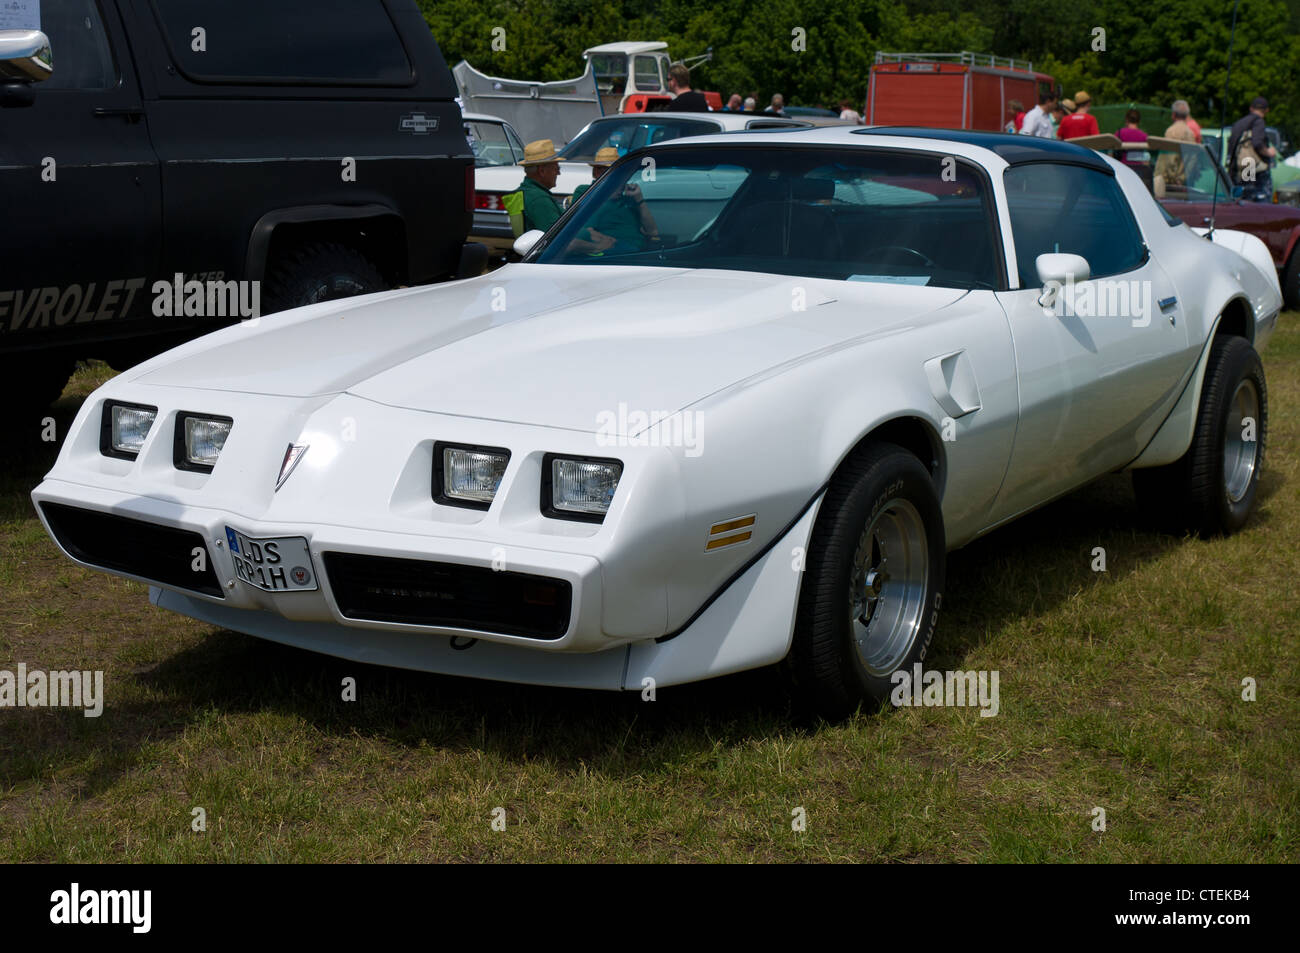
1020 92 1058 138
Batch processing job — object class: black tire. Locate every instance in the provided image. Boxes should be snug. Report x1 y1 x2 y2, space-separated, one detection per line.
786 442 946 721
1132 335 1267 537
262 241 387 315
0 355 75 429
1283 251 1300 312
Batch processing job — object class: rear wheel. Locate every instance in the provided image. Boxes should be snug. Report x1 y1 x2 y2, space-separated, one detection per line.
786 443 945 720
1132 335 1267 536
263 241 387 315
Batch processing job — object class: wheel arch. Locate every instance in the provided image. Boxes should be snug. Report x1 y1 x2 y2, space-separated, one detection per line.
245 204 407 285
830 415 947 500
1215 294 1255 344
1128 294 1255 469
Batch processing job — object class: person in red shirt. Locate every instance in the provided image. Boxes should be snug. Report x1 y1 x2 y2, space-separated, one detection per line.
1057 90 1100 140
1005 99 1025 133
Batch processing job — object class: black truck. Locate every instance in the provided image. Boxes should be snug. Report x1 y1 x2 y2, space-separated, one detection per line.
1 0 482 414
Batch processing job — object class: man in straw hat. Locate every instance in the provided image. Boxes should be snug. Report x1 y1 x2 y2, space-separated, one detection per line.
517 139 565 233
1057 90 1099 140
568 146 619 206
565 147 660 255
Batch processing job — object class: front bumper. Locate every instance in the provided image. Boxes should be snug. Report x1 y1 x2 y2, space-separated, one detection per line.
33 476 820 691
34 478 606 653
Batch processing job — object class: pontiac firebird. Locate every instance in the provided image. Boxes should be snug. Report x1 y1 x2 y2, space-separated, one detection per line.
33 128 1281 718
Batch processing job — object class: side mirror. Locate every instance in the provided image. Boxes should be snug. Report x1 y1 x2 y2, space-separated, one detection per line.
1035 253 1090 309
0 30 53 82
513 229 544 257
1231 185 1245 199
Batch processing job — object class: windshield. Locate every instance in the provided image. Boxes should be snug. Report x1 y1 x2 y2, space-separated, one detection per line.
1157 142 1232 201
588 53 628 95
531 146 1001 289
558 118 718 162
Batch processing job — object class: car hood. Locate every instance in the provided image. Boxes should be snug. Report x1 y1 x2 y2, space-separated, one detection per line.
136 266 965 433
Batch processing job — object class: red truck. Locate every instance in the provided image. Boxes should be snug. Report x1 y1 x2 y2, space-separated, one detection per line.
866 52 1058 131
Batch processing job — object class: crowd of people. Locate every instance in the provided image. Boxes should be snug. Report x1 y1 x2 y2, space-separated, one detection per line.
1007 90 1279 200
642 63 868 121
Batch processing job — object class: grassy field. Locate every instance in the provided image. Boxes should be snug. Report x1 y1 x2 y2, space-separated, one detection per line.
1 323 1296 863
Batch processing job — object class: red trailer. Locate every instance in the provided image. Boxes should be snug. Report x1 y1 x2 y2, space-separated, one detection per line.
866 52 1058 132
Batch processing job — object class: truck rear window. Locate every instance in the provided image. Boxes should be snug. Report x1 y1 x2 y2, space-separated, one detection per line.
149 0 412 86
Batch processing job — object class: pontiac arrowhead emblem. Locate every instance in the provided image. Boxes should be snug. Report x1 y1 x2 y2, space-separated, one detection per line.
276 443 308 491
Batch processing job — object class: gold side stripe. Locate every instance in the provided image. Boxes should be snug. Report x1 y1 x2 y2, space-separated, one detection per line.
705 531 752 551
710 515 756 535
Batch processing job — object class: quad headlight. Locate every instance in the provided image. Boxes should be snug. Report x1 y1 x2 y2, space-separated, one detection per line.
544 454 623 522
175 413 233 472
435 442 510 509
100 401 157 460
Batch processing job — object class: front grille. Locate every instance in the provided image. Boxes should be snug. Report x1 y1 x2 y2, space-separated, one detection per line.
322 552 571 640
40 503 223 598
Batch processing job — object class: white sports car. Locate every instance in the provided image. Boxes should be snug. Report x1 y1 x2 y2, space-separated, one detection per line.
33 127 1281 718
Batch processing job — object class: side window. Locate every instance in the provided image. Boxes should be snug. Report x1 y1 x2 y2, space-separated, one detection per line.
1003 163 1146 286
40 0 116 90
633 55 660 92
149 0 411 85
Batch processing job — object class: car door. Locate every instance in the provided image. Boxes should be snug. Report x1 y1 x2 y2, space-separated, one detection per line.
0 0 161 351
989 161 1189 523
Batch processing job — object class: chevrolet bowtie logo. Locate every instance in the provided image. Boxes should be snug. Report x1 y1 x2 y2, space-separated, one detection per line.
276 444 308 491
399 112 438 134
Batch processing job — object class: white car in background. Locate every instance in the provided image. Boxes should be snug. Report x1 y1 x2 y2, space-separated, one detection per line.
34 128 1280 719
463 111 528 252
471 112 811 249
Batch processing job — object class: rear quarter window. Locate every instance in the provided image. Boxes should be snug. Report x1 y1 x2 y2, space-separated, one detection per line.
148 0 412 86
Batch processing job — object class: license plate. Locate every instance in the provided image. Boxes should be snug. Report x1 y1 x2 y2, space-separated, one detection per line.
225 527 317 592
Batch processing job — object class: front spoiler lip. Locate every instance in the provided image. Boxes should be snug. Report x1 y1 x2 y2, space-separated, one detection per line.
31 478 611 653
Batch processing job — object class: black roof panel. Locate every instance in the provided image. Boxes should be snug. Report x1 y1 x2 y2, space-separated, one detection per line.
854 127 1113 172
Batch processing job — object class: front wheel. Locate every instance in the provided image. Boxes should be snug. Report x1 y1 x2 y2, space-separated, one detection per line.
1132 335 1268 536
787 443 946 720
263 241 387 315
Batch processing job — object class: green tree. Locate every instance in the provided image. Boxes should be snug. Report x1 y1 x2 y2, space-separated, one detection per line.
419 0 1300 141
